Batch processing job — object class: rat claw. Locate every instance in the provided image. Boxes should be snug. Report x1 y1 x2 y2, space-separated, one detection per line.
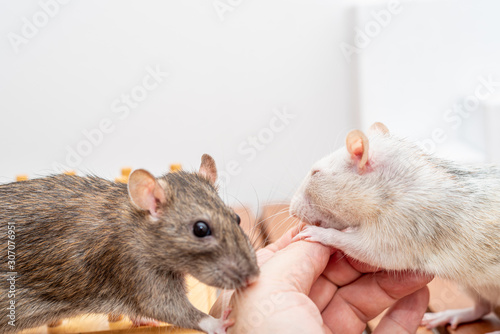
292 229 312 242
293 226 321 243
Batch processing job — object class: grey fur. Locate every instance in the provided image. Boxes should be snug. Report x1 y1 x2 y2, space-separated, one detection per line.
0 168 258 333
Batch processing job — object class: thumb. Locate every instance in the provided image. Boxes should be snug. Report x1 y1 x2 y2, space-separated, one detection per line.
373 286 430 334
260 240 331 294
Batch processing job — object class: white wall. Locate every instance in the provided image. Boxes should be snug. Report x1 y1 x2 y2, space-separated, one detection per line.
354 0 500 162
1 0 499 211
0 0 355 210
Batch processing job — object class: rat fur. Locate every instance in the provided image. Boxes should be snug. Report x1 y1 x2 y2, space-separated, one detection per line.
291 123 500 330
0 154 258 333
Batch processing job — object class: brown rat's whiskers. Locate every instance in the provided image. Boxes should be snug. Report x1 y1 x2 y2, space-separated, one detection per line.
224 190 266 250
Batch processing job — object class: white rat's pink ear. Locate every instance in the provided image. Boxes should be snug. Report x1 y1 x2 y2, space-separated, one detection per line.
368 122 389 135
128 169 167 218
346 130 369 172
199 154 217 185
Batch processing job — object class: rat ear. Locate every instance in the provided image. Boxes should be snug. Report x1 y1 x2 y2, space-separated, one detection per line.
128 169 167 218
199 154 217 184
346 130 369 172
368 122 389 135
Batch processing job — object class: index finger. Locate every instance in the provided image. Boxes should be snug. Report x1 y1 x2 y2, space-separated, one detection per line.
256 222 306 266
322 270 433 333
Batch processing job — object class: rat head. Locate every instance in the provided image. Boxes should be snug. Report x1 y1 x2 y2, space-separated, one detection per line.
291 122 411 230
127 154 259 290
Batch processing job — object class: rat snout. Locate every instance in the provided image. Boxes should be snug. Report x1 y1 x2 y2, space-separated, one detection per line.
218 259 259 290
290 193 315 223
290 194 332 228
289 193 307 218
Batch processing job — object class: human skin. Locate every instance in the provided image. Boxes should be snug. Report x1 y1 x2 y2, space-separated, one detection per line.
211 224 433 334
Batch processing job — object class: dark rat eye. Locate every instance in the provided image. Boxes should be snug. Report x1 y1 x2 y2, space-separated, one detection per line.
193 221 211 238
235 214 241 225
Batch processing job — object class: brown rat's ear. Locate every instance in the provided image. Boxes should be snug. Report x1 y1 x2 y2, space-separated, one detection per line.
368 122 389 135
346 130 369 172
128 169 167 218
199 154 217 184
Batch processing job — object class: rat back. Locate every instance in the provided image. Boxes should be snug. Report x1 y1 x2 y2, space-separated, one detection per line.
363 135 500 286
0 175 133 331
0 162 259 333
291 123 500 304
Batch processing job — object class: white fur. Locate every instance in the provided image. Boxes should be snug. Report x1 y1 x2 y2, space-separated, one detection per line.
291 126 500 326
198 316 227 334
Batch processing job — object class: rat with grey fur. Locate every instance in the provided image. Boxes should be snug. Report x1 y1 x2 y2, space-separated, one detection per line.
0 154 258 334
291 122 500 332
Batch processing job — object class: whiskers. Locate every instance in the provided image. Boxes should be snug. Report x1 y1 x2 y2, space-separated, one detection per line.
257 204 299 245
212 279 247 325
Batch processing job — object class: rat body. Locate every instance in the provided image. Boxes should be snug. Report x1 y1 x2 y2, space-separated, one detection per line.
0 154 258 334
291 123 500 331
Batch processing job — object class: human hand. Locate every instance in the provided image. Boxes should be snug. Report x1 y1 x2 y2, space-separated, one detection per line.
210 224 433 334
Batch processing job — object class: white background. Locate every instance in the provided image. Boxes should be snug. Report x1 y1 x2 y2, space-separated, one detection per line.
1 0 499 211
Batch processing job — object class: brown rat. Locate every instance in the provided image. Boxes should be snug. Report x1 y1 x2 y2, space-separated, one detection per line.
291 122 500 331
0 154 259 333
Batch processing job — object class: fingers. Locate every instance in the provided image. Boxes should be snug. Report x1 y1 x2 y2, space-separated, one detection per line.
256 223 307 266
322 251 363 286
309 251 361 312
212 226 309 317
265 222 307 253
309 274 338 311
375 271 433 301
322 270 433 333
227 238 332 334
346 256 385 273
259 240 331 295
209 289 233 317
373 287 430 334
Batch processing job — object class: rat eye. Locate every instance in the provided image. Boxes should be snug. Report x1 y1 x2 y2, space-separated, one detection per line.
193 221 211 238
235 214 241 225
311 170 320 176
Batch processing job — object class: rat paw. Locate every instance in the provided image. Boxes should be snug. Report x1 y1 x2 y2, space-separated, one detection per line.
421 306 488 329
198 314 234 334
292 225 333 246
422 311 460 329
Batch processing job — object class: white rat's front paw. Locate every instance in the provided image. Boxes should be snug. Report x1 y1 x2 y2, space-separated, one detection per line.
198 311 234 334
293 225 336 246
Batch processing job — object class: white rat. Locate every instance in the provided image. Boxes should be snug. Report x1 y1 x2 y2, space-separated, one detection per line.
290 122 500 332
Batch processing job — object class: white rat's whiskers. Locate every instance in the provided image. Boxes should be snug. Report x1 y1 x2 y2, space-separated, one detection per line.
254 205 291 246
264 213 296 240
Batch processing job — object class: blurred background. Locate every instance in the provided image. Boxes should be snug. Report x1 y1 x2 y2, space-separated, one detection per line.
1 0 500 211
